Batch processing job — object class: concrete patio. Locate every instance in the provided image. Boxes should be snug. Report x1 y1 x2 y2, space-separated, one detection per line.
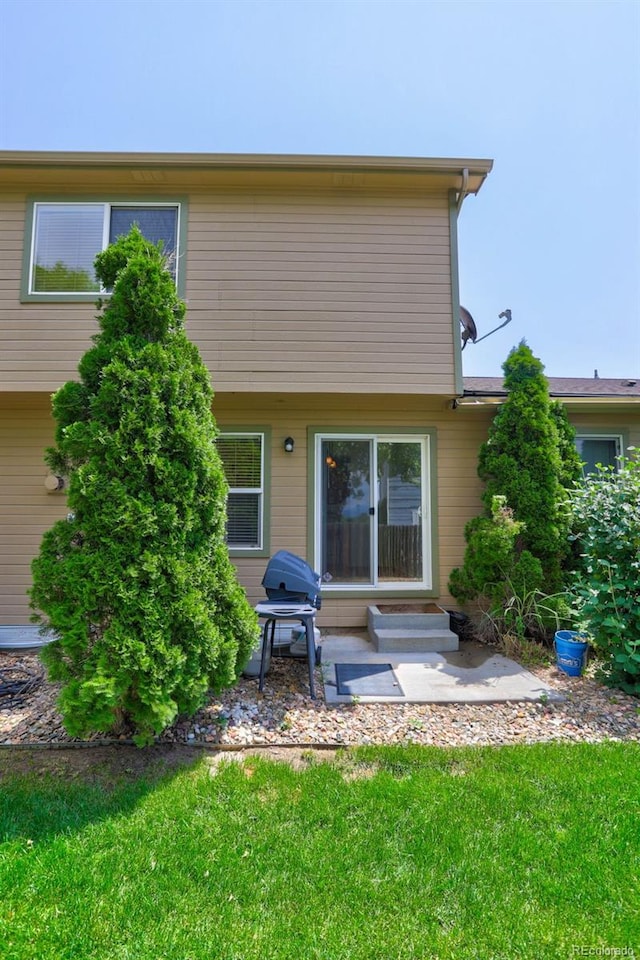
320 632 564 705
1 623 563 708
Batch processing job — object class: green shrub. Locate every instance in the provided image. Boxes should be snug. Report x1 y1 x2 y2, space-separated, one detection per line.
448 495 568 646
30 227 259 744
477 341 581 589
568 453 640 695
550 400 584 493
477 573 571 648
450 342 581 642
449 496 528 606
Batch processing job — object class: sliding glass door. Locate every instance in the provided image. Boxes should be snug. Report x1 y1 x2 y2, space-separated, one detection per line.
317 434 430 589
376 439 424 584
321 438 372 583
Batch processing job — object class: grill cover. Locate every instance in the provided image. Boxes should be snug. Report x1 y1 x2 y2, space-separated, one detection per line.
262 551 322 609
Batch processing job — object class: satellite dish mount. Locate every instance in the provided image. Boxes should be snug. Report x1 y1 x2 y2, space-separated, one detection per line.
460 308 512 350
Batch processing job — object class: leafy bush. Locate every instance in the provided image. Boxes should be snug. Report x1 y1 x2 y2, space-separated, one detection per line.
568 453 640 695
30 227 259 744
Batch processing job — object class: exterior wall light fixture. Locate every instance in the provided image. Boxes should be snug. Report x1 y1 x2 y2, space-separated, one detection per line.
44 474 65 493
284 437 295 453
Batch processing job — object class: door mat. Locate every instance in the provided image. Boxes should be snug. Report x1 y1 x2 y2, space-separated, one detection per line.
335 663 404 697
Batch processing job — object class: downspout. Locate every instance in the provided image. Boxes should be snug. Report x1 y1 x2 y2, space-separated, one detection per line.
456 167 469 213
449 176 466 396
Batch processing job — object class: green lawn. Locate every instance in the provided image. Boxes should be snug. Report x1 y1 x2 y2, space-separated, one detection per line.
1 743 639 959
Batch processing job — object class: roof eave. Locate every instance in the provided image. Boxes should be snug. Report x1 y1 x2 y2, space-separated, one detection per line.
0 150 493 193
0 150 494 173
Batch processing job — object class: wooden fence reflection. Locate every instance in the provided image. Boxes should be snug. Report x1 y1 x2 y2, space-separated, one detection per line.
324 523 422 580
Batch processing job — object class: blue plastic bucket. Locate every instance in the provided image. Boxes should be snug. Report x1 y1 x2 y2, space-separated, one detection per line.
554 630 589 677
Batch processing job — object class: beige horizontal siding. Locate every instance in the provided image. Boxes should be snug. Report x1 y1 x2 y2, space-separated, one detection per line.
187 189 454 394
569 412 640 450
0 186 456 394
2 392 485 627
3 391 638 627
212 394 489 628
0 393 68 622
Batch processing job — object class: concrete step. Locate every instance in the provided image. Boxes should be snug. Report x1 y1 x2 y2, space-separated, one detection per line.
370 627 459 653
367 604 451 633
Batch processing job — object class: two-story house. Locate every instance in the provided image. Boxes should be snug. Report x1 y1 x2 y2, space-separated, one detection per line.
1 152 638 631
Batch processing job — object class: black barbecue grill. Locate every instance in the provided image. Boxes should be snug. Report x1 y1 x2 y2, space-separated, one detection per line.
261 550 322 609
256 551 322 698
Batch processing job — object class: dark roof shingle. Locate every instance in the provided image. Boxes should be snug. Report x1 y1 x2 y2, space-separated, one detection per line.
464 377 640 397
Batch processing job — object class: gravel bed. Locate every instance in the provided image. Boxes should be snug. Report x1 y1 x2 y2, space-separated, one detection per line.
1 647 639 749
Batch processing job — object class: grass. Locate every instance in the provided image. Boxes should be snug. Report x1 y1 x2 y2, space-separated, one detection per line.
1 743 639 959
496 632 552 668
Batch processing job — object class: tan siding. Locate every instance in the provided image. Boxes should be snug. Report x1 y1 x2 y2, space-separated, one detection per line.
3 392 638 627
1 392 484 627
569 411 640 450
186 189 454 394
1 186 456 394
213 394 489 628
0 193 92 389
0 394 67 622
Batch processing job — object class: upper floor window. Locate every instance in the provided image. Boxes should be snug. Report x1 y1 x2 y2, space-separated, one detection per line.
28 202 180 296
217 433 265 551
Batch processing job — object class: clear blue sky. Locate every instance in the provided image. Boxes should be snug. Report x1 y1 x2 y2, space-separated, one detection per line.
1 0 638 378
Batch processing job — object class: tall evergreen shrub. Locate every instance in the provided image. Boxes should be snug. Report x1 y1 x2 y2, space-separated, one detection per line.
550 401 584 494
30 228 258 744
477 341 580 589
449 342 582 624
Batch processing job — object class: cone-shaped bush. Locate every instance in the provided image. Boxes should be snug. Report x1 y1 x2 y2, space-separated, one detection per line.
477 341 580 590
449 342 583 628
30 227 258 744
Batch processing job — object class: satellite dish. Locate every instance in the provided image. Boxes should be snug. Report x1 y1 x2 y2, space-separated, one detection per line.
460 307 512 349
460 306 477 349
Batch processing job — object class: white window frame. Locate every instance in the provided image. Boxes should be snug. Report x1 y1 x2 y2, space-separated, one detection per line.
218 432 265 552
27 201 182 296
313 431 432 592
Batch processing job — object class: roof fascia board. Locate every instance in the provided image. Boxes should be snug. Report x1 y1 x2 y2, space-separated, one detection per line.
0 150 494 176
0 152 493 195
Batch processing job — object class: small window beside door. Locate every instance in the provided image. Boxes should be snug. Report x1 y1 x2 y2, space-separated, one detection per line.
217 433 265 551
